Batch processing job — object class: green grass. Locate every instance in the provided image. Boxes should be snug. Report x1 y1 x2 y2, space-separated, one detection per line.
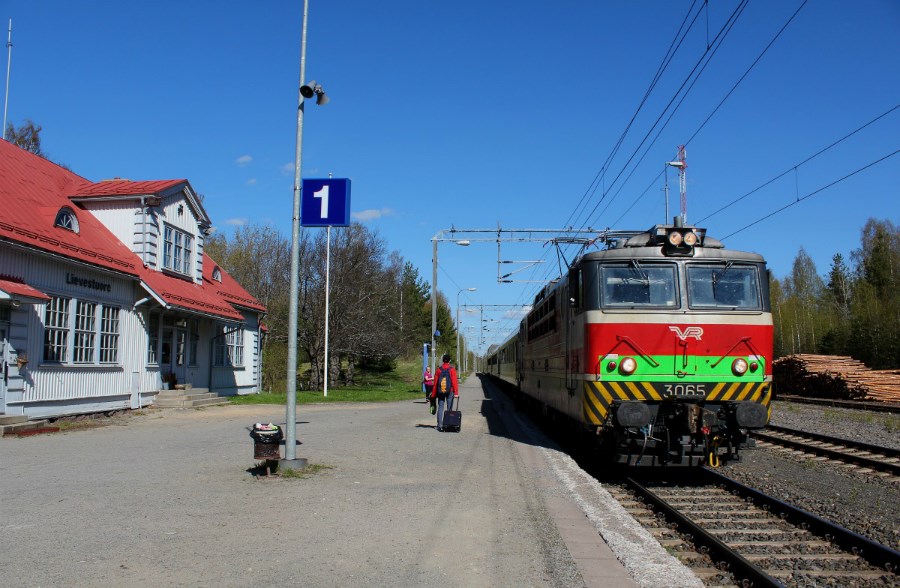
280 462 333 479
231 356 428 406
881 414 900 433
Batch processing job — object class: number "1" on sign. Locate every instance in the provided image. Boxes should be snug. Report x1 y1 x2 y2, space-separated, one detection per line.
313 185 329 219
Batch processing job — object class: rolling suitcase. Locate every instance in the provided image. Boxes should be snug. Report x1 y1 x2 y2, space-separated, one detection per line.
443 396 461 432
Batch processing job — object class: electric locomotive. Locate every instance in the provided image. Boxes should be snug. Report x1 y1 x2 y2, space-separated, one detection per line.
487 221 772 466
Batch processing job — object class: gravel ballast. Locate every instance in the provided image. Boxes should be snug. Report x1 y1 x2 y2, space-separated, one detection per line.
721 400 900 552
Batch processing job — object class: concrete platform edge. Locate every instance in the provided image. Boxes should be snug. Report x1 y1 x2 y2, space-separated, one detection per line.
486 385 703 588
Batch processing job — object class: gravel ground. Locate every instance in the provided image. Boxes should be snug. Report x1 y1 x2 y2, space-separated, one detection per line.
0 384 586 588
720 400 900 552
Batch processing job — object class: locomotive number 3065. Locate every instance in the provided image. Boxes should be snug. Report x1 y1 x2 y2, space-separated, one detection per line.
664 383 707 396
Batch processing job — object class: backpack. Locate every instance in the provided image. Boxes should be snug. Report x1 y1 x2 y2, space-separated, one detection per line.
436 367 452 398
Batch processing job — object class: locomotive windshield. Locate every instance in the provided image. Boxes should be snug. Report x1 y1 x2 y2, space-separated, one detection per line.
600 263 678 307
687 263 761 309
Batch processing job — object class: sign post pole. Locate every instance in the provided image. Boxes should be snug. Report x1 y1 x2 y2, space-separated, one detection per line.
301 177 351 398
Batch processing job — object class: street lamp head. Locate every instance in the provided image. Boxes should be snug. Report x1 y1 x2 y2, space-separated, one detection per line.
300 80 329 105
455 240 471 246
467 287 477 292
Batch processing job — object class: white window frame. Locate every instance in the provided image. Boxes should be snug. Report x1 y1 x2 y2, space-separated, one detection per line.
100 306 120 363
73 300 97 363
189 319 200 366
54 207 80 233
214 324 244 368
43 296 70 362
42 296 121 366
147 312 160 365
163 225 194 276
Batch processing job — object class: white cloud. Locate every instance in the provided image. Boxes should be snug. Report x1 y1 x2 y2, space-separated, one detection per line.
225 217 248 226
235 155 253 166
352 208 394 222
245 178 257 186
503 307 531 319
280 163 294 175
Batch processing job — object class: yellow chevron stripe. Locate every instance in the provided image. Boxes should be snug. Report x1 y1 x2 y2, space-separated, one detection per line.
625 381 649 400
748 386 762 402
707 382 725 401
583 383 608 424
641 381 662 401
609 381 631 400
721 382 741 400
737 382 755 401
593 382 613 406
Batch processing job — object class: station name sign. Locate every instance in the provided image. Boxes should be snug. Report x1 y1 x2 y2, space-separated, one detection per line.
66 273 112 292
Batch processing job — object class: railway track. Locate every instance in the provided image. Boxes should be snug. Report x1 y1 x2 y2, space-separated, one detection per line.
753 425 900 478
606 470 899 587
777 395 900 414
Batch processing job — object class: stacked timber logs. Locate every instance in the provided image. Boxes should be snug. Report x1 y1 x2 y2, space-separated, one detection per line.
773 354 900 402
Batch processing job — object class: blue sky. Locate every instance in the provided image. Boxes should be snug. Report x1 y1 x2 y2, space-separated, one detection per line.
4 0 898 352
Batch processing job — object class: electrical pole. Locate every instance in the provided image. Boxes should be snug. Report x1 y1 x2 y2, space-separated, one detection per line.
3 19 12 140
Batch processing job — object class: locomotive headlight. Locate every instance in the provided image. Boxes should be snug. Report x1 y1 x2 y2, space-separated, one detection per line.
732 358 749 376
667 231 683 246
683 231 698 246
619 357 637 375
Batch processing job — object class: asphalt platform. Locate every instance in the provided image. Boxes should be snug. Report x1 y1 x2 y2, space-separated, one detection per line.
0 375 700 587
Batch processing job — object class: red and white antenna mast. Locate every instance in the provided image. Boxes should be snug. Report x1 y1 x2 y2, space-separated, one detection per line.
666 145 687 223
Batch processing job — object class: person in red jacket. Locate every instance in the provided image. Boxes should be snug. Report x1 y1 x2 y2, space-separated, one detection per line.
430 354 459 432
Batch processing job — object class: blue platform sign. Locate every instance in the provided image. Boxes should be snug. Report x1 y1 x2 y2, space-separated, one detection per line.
301 178 351 227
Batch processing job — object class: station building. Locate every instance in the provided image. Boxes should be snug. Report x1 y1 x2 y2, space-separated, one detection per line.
0 140 266 419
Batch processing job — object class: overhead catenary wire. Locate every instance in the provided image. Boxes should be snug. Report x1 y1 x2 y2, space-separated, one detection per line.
512 3 719 306
587 0 808 232
683 0 809 148
508 0 808 343
722 148 900 240
580 0 751 230
697 102 899 224
561 0 703 232
483 1 817 348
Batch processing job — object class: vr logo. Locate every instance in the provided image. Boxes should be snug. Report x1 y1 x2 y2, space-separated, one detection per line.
669 326 704 341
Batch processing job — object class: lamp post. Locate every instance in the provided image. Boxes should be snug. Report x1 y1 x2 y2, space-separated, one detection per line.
456 287 476 370
430 237 471 373
464 325 476 371
283 0 328 471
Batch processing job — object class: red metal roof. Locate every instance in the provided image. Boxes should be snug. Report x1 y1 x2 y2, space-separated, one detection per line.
203 254 267 312
139 268 245 321
71 179 186 198
0 274 50 302
0 140 266 321
0 140 139 275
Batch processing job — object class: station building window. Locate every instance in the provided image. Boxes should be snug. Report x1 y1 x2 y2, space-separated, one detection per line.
42 296 121 365
214 325 244 368
100 307 121 363
54 207 79 233
189 319 200 366
147 312 160 365
162 225 193 276
43 296 70 362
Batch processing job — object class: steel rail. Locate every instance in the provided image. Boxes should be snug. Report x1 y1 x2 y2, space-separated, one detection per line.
706 469 900 574
766 425 900 459
624 476 783 588
777 395 900 413
753 426 900 476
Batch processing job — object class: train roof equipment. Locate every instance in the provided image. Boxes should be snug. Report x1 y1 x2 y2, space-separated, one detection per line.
576 222 764 265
